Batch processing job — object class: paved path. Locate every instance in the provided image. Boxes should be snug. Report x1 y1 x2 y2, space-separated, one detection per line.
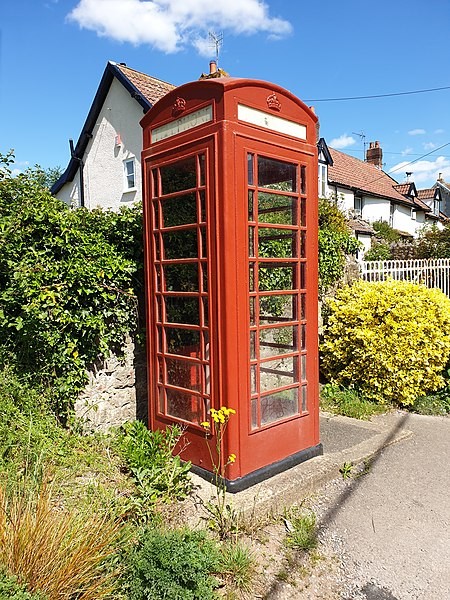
317 412 450 599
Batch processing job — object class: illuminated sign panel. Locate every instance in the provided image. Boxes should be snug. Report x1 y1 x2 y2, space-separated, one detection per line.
238 104 307 140
152 105 213 142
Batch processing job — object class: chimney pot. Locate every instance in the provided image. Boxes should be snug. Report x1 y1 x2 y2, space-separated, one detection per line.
209 60 217 74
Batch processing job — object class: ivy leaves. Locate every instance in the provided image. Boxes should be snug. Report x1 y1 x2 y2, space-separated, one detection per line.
0 152 142 418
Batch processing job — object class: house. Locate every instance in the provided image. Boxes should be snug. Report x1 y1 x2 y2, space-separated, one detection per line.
318 138 444 256
434 174 450 218
51 61 175 210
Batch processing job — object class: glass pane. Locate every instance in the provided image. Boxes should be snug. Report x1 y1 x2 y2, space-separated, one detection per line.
158 386 164 412
258 228 297 259
302 385 307 412
251 398 258 429
165 297 199 325
258 264 295 291
153 234 160 260
162 193 197 227
248 153 254 185
200 190 206 222
261 388 299 426
300 166 306 195
202 297 209 327
249 263 255 291
259 294 297 323
202 263 208 293
248 190 254 221
249 297 256 325
300 231 306 259
153 201 160 228
158 358 163 383
166 357 201 392
199 154 206 187
165 327 201 357
300 262 306 289
260 356 298 392
258 192 297 225
155 295 161 322
249 227 255 257
160 157 196 195
200 227 208 258
157 326 162 352
300 199 306 227
258 156 296 192
259 325 298 359
300 294 306 320
301 354 307 382
301 323 306 351
164 263 198 292
162 229 197 259
155 264 161 291
250 365 257 394
166 388 201 424
152 169 158 198
250 330 256 359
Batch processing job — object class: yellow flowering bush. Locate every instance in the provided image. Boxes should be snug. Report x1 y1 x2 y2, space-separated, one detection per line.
320 279 450 406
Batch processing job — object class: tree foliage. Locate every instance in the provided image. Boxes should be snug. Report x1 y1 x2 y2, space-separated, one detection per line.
0 151 142 418
318 197 360 293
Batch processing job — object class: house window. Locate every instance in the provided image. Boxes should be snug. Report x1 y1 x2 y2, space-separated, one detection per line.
389 203 395 227
354 195 363 217
433 199 440 216
411 208 416 220
124 158 136 190
318 164 327 198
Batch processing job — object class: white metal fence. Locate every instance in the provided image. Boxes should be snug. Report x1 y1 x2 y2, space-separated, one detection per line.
360 259 450 297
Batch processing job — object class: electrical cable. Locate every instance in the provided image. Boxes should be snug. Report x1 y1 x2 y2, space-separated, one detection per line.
305 85 450 102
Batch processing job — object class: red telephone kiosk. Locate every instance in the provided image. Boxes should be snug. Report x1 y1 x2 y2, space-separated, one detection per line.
141 77 322 491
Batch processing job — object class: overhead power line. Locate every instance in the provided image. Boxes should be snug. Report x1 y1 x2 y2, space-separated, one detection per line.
305 85 450 102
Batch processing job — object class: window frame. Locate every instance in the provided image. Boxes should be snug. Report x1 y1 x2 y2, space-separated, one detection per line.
123 157 136 191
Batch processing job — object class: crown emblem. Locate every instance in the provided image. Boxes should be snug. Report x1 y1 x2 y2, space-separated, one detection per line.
267 92 281 111
172 97 186 115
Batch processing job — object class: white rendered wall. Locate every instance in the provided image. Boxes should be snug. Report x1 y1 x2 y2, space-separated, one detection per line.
393 204 416 236
56 79 144 211
361 196 390 224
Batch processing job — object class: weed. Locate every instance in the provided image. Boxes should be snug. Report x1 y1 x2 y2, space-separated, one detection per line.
0 570 47 599
284 507 317 551
0 478 124 600
339 462 354 479
411 390 450 415
320 383 388 420
219 541 256 594
124 527 222 600
118 420 192 521
201 407 239 539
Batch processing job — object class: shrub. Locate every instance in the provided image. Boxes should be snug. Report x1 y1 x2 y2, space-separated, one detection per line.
0 151 141 418
124 528 222 600
320 383 388 420
0 571 47 599
0 479 124 600
320 279 450 406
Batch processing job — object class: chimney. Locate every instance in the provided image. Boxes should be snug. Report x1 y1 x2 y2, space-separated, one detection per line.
209 60 217 75
366 140 383 169
438 172 444 181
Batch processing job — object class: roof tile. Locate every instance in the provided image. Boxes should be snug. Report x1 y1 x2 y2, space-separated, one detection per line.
116 64 175 105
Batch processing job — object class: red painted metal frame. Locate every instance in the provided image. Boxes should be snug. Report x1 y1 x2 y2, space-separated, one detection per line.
141 78 319 483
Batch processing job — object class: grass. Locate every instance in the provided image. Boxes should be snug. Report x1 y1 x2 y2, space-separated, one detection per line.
283 507 317 551
219 541 256 594
411 391 450 415
0 478 125 600
320 383 388 420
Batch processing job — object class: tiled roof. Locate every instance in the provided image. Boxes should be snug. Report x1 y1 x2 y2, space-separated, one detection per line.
328 148 413 206
417 188 436 200
348 217 375 235
116 64 175 105
413 197 431 212
393 183 412 196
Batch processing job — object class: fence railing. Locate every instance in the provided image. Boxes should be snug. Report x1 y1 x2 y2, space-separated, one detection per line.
360 258 450 297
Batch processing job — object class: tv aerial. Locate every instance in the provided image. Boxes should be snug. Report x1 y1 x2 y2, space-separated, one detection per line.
208 31 223 66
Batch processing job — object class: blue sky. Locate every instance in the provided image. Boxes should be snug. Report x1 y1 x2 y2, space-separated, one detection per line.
2 0 450 187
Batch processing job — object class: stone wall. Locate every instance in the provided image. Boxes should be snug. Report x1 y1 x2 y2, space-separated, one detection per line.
75 336 148 432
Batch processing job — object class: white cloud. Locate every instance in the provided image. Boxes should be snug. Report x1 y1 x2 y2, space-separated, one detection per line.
408 128 426 136
401 147 413 156
389 156 450 185
423 142 436 151
329 134 356 150
434 128 445 134
67 0 292 54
